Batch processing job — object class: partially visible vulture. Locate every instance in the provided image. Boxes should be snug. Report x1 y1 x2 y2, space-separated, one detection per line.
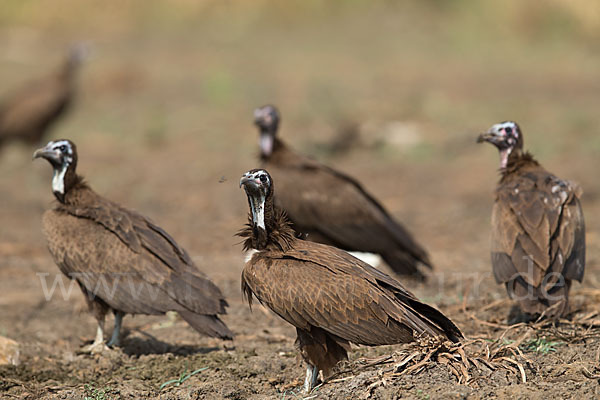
0 45 86 149
238 168 462 393
33 139 232 353
253 105 433 279
478 121 585 323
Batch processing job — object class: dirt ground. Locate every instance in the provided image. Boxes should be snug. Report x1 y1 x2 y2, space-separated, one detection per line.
1 2 600 399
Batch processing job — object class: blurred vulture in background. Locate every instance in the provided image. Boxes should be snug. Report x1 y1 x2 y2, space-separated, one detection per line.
239 168 462 393
478 121 585 324
0 44 87 150
253 105 432 280
33 139 232 353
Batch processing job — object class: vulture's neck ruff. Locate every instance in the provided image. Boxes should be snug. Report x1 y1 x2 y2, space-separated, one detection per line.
239 169 295 252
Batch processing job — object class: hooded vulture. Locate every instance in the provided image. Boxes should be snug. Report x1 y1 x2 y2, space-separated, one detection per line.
0 45 86 149
33 139 232 353
238 168 462 393
253 105 432 279
478 121 585 323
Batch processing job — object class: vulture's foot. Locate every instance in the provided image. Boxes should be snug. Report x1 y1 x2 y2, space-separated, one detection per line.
78 324 110 354
303 364 320 393
78 341 110 355
106 336 120 348
507 305 538 325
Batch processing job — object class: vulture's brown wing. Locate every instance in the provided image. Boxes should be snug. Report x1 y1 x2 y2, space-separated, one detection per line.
491 170 585 289
47 200 227 316
43 210 187 314
562 196 585 282
269 159 429 264
63 195 192 267
244 241 461 345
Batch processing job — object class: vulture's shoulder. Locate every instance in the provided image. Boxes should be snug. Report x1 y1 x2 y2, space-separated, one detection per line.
54 194 193 269
491 166 585 285
270 147 390 218
272 144 365 186
43 204 226 316
41 207 147 278
494 167 582 232
248 240 419 302
244 241 461 344
296 153 371 192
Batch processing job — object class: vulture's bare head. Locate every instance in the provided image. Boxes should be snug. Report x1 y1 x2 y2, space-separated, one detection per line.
240 169 273 230
254 105 280 157
477 121 523 168
33 139 78 199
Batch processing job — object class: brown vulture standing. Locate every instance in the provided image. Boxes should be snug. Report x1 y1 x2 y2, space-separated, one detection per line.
238 168 462 393
33 140 232 353
0 45 86 149
478 121 585 323
253 105 433 279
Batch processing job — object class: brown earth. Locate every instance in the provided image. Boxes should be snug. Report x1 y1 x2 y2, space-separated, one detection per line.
1 2 600 399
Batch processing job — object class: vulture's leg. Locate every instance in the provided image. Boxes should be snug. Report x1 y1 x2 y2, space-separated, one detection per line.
303 364 319 393
79 292 110 354
107 311 124 347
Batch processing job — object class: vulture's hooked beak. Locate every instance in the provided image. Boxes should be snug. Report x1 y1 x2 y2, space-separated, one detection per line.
32 145 61 164
240 175 260 189
254 107 272 127
240 175 252 188
476 129 501 145
240 174 266 200
253 107 265 122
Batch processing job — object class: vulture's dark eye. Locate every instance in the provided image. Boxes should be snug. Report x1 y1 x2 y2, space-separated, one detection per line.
259 175 267 183
59 145 67 152
505 127 513 134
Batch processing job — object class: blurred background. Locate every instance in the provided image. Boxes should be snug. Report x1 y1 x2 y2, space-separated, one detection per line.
1 0 598 264
0 1 600 397
0 0 599 292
